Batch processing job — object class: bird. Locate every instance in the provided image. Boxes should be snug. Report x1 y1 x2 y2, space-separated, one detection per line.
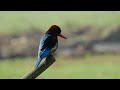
35 25 67 68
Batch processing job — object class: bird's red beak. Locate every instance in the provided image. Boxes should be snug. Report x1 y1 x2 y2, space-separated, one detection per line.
59 34 67 39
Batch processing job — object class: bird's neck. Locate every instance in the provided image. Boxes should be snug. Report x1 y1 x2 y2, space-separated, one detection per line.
46 32 57 37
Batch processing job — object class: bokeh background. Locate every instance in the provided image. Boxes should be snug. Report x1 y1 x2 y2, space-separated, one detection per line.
0 11 120 79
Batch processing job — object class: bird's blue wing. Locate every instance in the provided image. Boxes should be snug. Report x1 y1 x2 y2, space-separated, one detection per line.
35 48 51 68
35 34 57 68
39 34 50 49
38 34 57 52
35 34 52 68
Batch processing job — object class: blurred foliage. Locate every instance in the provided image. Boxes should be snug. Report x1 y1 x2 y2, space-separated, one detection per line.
0 11 120 79
0 55 120 79
0 11 120 33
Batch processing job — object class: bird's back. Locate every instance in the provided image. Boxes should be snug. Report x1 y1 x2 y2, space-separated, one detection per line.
38 33 58 53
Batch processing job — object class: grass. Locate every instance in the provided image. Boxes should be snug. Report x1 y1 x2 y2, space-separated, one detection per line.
0 11 120 79
0 54 120 79
0 11 120 34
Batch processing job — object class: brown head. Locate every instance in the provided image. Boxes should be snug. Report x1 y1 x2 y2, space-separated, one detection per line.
46 25 67 39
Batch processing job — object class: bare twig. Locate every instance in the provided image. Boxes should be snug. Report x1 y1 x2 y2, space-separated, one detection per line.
21 55 56 79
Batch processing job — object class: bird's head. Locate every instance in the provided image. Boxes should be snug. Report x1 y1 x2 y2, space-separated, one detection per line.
46 25 67 39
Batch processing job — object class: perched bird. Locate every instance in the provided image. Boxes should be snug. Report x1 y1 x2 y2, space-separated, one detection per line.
35 25 67 68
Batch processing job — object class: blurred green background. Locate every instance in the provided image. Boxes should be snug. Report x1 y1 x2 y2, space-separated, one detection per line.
0 11 120 79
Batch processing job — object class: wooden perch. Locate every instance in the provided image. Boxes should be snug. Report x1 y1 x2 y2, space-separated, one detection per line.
21 55 56 79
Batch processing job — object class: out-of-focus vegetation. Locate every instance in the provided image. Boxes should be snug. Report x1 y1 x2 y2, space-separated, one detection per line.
0 11 120 33
0 11 120 79
0 55 120 79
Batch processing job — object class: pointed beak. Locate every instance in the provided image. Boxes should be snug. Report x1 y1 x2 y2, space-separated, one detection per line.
59 34 67 39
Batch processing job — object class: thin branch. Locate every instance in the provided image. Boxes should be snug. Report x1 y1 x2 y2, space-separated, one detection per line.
21 55 56 79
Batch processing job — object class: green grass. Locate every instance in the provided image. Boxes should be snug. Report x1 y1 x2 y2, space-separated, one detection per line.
0 11 120 34
0 55 120 79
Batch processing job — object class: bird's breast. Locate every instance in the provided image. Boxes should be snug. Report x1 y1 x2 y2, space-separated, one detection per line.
50 42 58 55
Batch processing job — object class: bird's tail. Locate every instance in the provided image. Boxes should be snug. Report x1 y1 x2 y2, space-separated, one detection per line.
35 57 42 68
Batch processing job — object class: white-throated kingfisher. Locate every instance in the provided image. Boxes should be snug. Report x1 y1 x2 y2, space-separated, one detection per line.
35 25 67 68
